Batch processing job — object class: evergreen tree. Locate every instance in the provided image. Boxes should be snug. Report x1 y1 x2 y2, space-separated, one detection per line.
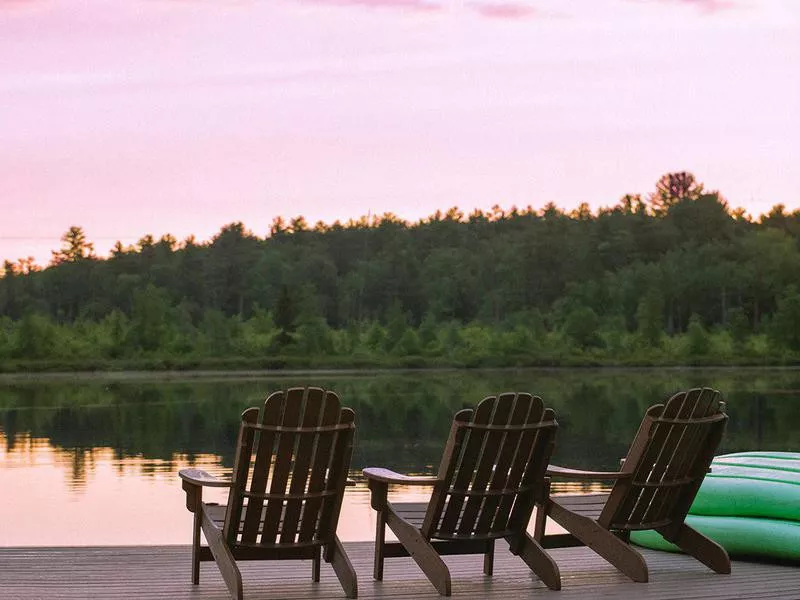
51 226 95 264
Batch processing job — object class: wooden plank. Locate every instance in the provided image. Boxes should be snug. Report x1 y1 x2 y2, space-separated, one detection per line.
456 392 515 535
629 390 699 525
1 543 798 600
508 407 556 532
240 391 284 544
472 393 530 535
644 389 714 525
223 407 259 544
260 388 304 544
298 391 342 543
281 388 325 544
419 411 467 538
438 398 494 535
317 406 356 542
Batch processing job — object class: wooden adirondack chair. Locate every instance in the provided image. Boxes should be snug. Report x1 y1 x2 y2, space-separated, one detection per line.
535 387 730 583
363 392 561 596
179 387 358 600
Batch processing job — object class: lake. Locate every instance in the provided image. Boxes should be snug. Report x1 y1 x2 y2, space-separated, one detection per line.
1 367 799 546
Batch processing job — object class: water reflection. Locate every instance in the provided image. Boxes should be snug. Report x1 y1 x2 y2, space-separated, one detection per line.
1 368 799 544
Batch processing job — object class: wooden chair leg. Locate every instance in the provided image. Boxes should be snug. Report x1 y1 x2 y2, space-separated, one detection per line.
191 508 202 584
532 502 548 543
201 507 243 600
374 509 386 581
548 500 648 583
327 536 358 599
533 479 551 543
507 533 561 591
313 546 321 582
483 539 494 576
386 508 452 596
657 523 731 575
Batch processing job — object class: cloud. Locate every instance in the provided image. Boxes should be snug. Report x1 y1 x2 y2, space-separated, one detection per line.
296 0 443 12
647 0 739 14
0 0 42 10
469 2 538 19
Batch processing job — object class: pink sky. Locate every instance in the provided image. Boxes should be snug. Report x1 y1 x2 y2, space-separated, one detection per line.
1 0 798 265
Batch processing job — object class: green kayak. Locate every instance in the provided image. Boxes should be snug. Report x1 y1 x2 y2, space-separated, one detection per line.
631 515 800 561
631 452 800 561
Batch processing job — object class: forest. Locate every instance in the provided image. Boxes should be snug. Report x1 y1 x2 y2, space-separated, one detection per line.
1 172 800 372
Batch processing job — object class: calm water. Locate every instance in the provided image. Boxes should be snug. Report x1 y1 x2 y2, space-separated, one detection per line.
1 367 799 546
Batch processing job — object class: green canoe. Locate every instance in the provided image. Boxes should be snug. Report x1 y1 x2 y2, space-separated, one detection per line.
631 452 800 561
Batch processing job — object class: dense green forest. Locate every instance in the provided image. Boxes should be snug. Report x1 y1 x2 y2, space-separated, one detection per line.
2 172 800 371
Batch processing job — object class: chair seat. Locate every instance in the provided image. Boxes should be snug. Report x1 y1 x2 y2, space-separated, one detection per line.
391 502 429 529
550 493 609 521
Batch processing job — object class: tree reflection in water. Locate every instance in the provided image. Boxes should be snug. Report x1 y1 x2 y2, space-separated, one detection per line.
1 367 799 490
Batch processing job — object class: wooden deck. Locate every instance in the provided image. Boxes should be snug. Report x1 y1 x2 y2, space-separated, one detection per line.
1 541 798 599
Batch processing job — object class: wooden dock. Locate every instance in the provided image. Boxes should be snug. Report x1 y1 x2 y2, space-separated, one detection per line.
1 542 797 599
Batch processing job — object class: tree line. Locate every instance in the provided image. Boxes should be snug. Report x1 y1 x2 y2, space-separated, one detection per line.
2 172 800 370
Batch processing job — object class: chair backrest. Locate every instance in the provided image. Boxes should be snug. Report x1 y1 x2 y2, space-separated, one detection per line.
223 387 355 549
599 387 727 531
422 392 557 541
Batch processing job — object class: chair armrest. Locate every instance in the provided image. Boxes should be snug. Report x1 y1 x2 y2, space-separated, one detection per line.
546 464 631 480
179 468 231 488
362 467 439 486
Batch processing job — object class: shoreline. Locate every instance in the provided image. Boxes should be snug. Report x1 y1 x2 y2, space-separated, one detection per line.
2 363 800 383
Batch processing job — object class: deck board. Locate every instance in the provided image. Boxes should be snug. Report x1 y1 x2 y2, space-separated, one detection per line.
1 542 798 599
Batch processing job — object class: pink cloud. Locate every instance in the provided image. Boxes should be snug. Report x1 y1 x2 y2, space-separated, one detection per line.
0 0 43 10
469 2 538 19
296 0 443 12
648 0 739 14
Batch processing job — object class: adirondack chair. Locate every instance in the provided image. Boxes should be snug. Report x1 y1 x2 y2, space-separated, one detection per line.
535 387 730 583
178 387 358 600
363 392 561 596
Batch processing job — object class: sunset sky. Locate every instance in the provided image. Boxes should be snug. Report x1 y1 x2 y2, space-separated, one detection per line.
1 0 798 266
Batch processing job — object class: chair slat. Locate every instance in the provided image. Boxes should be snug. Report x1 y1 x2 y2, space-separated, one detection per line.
298 391 343 543
508 407 555 532
223 407 259 544
646 389 720 524
492 400 546 533
280 388 326 544
456 393 516 535
420 412 470 538
437 399 494 536
607 395 681 526
629 390 699 525
259 388 304 544
472 393 533 535
240 393 284 544
316 407 355 541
